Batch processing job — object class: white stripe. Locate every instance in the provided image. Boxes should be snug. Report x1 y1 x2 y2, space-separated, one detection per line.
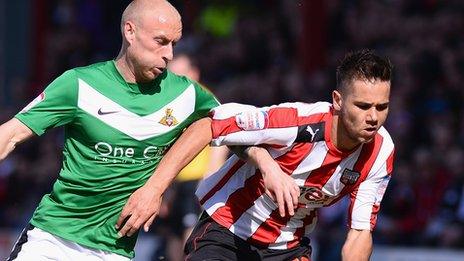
212 127 298 147
292 141 329 186
211 103 258 120
77 79 196 141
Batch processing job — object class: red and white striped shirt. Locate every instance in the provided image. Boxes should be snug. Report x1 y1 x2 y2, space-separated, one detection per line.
196 102 395 250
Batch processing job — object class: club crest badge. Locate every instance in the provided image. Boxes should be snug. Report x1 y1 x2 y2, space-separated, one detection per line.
340 168 361 185
159 108 178 127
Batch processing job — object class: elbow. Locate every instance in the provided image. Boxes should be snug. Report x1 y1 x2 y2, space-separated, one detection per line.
341 229 372 261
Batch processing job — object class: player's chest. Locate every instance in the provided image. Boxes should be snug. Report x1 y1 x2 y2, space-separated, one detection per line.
72 81 197 143
289 143 366 207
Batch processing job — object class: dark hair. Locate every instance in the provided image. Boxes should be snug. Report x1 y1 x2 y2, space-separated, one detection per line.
336 49 393 92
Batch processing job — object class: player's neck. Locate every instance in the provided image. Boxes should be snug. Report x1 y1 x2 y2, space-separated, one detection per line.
331 114 360 152
114 55 137 84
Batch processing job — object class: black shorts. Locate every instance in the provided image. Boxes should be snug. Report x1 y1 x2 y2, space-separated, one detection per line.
184 212 312 261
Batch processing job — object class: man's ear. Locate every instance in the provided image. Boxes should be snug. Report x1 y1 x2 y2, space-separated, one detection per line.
123 21 136 44
332 90 342 111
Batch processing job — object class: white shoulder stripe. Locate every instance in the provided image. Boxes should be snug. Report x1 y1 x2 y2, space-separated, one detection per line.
368 127 394 178
77 79 196 141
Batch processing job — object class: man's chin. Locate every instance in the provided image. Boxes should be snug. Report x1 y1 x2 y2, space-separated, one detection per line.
136 73 158 83
360 136 375 144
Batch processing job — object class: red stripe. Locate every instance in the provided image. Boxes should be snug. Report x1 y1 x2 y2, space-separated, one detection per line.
287 209 317 249
386 149 394 175
211 170 265 228
297 112 327 126
199 159 245 205
211 117 241 139
267 107 299 128
370 204 380 230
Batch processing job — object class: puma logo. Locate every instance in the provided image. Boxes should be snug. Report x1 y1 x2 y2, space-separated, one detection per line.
306 126 319 142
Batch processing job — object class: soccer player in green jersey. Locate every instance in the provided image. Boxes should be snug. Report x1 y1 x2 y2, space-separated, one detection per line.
0 0 223 260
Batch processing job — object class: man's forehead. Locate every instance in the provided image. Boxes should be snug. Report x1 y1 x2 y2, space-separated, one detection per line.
140 13 182 36
346 79 390 99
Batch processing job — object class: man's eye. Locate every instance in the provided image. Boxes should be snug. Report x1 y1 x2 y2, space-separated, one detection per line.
357 104 370 110
376 104 389 111
154 38 167 45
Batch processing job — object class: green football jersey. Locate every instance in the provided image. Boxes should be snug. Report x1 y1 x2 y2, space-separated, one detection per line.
15 60 219 258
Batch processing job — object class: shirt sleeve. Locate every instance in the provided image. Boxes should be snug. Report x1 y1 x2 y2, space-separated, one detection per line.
348 149 395 230
15 70 78 136
210 103 302 147
192 82 220 120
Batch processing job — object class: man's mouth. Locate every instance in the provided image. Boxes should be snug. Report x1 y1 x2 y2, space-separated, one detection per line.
154 67 165 74
364 127 377 134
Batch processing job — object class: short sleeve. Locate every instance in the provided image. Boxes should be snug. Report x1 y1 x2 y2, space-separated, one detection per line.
15 70 78 136
193 82 220 119
349 149 394 230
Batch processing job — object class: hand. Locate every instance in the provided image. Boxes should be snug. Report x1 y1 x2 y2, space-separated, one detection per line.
115 185 162 237
259 158 300 217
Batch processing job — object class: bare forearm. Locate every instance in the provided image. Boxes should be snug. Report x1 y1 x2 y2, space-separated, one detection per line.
342 229 372 261
0 118 33 161
145 118 212 194
230 146 274 168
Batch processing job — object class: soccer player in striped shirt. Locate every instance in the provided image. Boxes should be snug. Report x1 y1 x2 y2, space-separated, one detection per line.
185 49 395 261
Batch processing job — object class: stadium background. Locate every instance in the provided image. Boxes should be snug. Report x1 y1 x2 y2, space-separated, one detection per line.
1 0 464 260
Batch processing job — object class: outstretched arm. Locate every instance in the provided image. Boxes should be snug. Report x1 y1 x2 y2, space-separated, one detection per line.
116 117 212 237
341 229 372 261
0 118 34 161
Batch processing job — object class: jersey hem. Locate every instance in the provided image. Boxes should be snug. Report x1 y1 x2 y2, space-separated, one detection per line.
29 220 134 258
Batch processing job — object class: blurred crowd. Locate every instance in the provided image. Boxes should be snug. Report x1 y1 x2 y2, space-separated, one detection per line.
1 0 464 260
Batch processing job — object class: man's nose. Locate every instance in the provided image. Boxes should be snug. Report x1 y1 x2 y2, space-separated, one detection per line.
367 108 378 123
163 42 174 62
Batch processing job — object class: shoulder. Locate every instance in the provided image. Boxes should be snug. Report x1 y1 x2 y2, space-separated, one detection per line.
377 127 394 151
274 101 332 116
72 60 111 75
164 70 195 87
372 127 395 172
